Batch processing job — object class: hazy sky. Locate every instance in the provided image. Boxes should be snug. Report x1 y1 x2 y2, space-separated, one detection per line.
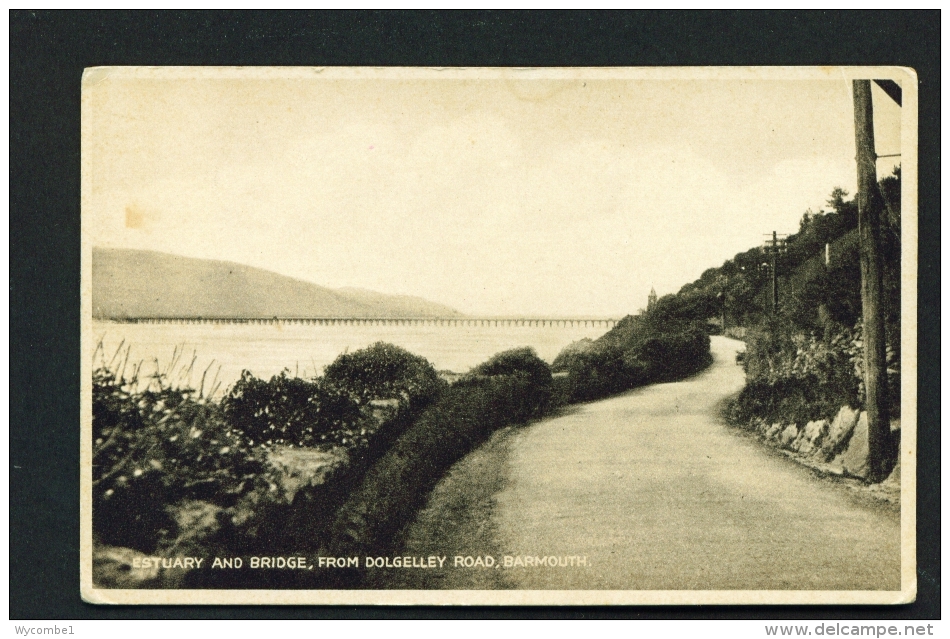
83 69 903 317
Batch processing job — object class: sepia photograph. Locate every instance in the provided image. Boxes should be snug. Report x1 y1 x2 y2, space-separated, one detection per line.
80 66 916 605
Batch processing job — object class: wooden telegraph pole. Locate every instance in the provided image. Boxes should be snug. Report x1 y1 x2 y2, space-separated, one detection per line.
770 232 778 311
852 80 892 482
762 232 787 312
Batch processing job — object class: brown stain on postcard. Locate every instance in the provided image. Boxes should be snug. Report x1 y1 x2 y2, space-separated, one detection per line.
124 204 145 229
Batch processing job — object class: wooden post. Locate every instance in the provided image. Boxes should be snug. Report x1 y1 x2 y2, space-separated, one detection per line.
771 232 778 311
853 79 892 482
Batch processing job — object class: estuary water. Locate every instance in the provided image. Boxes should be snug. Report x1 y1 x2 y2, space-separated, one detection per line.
91 320 607 395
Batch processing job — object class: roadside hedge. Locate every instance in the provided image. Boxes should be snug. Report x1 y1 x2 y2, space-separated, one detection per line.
324 348 553 563
554 320 711 404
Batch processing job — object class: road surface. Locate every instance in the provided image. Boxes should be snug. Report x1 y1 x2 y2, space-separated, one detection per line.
378 336 901 590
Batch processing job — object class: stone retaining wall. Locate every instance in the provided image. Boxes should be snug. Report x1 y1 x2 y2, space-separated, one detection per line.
750 405 900 483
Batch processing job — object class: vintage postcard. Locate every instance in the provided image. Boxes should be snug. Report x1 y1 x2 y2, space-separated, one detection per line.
81 67 917 605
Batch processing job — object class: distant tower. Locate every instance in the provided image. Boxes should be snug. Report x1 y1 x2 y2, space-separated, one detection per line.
647 287 657 311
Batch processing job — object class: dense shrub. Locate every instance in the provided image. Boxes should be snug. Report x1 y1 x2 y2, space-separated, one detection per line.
322 342 444 411
92 368 264 552
469 346 551 384
465 347 554 412
630 325 711 383
222 371 363 448
562 344 634 402
727 317 899 428
550 337 595 372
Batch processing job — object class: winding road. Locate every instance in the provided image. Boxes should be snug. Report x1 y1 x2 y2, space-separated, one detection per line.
379 336 901 591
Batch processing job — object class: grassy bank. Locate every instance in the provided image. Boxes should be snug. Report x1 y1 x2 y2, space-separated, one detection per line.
365 426 516 590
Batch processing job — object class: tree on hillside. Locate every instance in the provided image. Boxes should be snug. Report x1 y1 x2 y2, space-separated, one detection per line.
879 165 901 220
826 187 849 211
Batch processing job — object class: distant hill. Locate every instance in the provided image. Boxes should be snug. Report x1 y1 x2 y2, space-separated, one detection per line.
92 248 465 320
335 287 467 319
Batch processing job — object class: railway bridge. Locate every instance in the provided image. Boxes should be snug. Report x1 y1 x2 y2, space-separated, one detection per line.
119 317 619 328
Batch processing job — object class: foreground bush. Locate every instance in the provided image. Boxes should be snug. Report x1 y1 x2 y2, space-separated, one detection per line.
92 368 264 553
93 341 450 588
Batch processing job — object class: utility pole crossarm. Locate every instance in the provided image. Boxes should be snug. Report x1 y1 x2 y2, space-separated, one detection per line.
872 79 902 107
